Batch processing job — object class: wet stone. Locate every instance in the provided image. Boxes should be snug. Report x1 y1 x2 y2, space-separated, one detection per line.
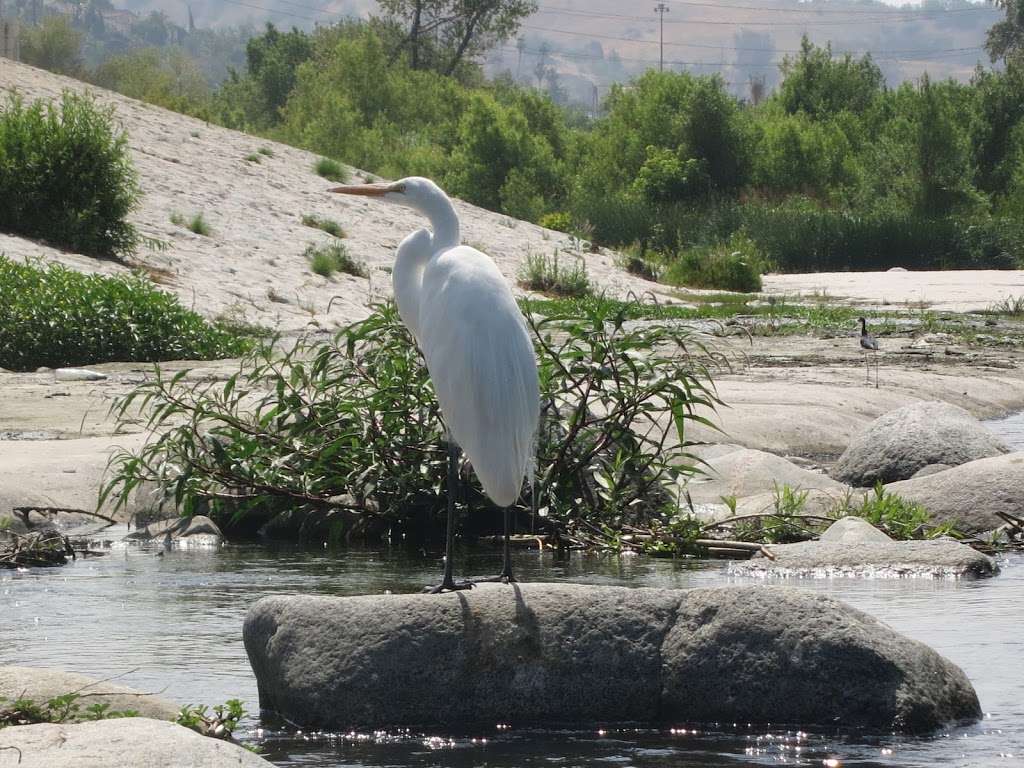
244 582 981 733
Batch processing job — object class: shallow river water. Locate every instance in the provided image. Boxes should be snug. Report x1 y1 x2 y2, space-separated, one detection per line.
3 415 1024 767
2 545 1022 768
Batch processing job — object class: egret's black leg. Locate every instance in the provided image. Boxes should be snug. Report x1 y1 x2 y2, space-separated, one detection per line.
424 442 473 594
499 506 515 583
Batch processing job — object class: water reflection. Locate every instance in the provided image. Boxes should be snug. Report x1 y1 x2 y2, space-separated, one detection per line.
1 544 1021 768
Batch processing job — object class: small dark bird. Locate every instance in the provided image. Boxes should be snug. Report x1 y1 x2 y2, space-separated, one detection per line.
858 317 879 388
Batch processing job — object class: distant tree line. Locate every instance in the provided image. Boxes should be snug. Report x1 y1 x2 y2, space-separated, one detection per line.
12 0 1024 277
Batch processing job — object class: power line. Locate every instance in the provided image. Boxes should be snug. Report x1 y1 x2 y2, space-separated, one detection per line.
520 23 985 58
533 2 996 26
207 0 987 66
500 42 982 70
634 0 993 15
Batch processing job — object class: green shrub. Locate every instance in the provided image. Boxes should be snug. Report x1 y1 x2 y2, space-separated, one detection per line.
0 92 139 259
314 157 348 182
245 153 262 163
102 301 720 544
0 255 250 371
306 242 366 278
519 251 591 297
842 484 956 540
538 212 573 233
301 215 346 238
258 147 274 157
662 233 764 292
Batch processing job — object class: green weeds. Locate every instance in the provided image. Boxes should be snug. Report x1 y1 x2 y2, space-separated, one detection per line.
314 157 347 182
306 242 367 278
519 251 591 298
0 255 251 370
301 214 346 238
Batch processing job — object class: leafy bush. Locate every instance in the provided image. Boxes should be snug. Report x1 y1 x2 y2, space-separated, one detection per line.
662 233 764 292
0 92 139 259
0 255 250 371
306 242 366 277
538 212 572 233
314 157 348 182
301 214 346 238
847 484 955 540
519 251 591 297
101 301 721 545
1 692 137 728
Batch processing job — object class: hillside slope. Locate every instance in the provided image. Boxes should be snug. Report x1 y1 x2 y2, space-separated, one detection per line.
0 60 662 332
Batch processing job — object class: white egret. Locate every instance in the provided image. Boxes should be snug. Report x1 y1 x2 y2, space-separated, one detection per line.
858 316 879 388
330 177 540 592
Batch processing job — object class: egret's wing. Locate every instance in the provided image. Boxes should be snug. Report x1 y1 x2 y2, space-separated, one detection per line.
417 246 540 507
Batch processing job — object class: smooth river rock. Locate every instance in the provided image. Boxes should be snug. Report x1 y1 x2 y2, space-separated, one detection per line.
244 583 981 733
817 515 892 544
731 539 997 579
0 666 180 722
687 448 845 505
833 401 1008 486
886 452 1024 533
0 717 273 767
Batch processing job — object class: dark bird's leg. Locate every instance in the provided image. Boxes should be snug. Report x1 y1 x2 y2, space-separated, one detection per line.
499 506 516 583
425 441 473 594
874 350 880 389
476 505 517 584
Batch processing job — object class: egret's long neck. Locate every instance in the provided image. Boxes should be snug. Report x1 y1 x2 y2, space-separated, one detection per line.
415 191 460 250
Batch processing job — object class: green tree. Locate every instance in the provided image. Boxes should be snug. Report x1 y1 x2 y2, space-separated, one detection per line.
93 48 210 114
777 36 884 119
19 16 83 76
244 23 314 119
913 76 981 217
987 0 1024 64
378 0 537 75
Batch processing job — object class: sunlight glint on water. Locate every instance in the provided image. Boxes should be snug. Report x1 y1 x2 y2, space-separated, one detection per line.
1 544 1022 767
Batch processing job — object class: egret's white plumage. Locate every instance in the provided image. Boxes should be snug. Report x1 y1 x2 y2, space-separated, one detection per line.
332 176 540 510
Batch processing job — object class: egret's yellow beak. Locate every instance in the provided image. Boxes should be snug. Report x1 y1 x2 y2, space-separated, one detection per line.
329 183 391 196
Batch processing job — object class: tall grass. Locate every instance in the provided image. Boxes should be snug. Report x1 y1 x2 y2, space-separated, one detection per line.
305 242 367 278
0 255 250 371
0 92 139 259
519 251 591 297
301 215 346 238
314 158 348 182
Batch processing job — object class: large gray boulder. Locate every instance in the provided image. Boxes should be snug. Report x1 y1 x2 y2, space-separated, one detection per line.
0 667 180 722
833 401 1008 487
244 583 980 733
886 452 1024 533
731 539 997 579
0 718 272 767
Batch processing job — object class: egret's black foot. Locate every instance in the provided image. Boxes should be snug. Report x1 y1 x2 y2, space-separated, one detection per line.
423 579 475 594
473 573 517 585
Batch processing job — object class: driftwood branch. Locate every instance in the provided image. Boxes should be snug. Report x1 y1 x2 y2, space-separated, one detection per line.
13 506 119 528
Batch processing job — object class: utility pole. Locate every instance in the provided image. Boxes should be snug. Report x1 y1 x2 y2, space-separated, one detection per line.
654 3 669 72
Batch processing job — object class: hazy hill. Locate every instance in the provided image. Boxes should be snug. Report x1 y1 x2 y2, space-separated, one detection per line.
0 59 658 333
97 0 1001 103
